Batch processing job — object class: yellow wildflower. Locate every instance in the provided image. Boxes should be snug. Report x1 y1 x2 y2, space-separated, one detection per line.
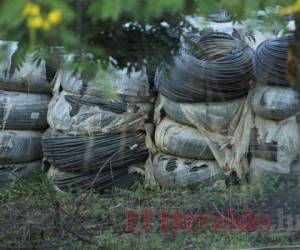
23 2 40 17
279 0 300 15
27 16 44 29
42 20 51 31
47 9 62 26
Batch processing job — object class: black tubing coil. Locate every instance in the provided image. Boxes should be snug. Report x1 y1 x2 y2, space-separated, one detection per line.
254 35 294 86
42 129 148 172
155 32 254 102
0 90 50 130
49 166 137 193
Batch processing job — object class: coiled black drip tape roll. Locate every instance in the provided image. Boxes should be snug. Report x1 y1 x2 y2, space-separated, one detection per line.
49 167 137 193
155 32 254 103
42 129 148 172
254 35 295 86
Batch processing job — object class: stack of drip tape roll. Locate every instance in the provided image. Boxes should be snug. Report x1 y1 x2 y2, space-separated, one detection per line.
153 117 219 187
149 32 255 187
0 41 54 186
44 58 154 193
250 35 300 180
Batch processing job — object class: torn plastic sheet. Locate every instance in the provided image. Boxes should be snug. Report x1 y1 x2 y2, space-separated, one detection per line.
56 57 153 100
249 115 300 173
47 91 153 135
0 41 55 93
153 92 253 178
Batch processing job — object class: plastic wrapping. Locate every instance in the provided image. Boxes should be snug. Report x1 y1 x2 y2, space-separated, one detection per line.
185 16 235 37
157 95 244 133
42 129 148 172
48 91 153 135
250 158 300 176
254 35 294 86
185 17 278 50
155 117 214 160
0 90 50 130
152 91 253 179
0 41 55 93
155 32 253 102
249 115 300 173
251 85 300 121
0 130 42 164
208 10 232 23
0 160 41 186
47 166 138 192
58 62 152 101
153 153 220 187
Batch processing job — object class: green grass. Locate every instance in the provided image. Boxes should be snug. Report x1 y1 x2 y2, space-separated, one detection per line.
1 174 300 249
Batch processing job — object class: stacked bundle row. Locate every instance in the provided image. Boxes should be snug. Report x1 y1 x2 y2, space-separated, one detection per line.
0 41 53 185
1 32 298 191
43 62 153 192
250 35 300 179
152 32 254 187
